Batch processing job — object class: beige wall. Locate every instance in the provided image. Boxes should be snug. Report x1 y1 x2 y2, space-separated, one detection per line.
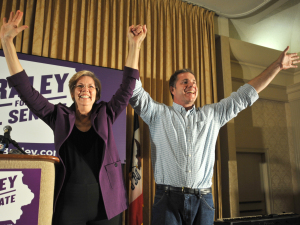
216 34 300 216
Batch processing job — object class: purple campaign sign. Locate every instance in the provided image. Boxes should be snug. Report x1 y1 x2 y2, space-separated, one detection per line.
0 169 41 225
0 50 127 163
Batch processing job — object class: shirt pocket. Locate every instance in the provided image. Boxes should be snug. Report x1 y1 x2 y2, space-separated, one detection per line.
196 120 207 135
105 160 122 189
195 111 207 132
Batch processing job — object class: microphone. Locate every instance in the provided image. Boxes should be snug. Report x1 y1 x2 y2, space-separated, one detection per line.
2 125 27 155
0 136 8 154
0 126 11 154
3 125 12 140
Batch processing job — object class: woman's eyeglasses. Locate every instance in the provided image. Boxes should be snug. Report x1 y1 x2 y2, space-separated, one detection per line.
74 84 98 91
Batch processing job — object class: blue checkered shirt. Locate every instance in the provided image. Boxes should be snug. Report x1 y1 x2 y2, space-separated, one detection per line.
129 78 258 188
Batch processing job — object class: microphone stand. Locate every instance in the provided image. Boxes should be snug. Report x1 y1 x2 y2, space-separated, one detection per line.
0 135 27 155
9 138 27 154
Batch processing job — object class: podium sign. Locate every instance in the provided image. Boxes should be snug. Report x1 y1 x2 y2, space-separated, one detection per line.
0 155 59 225
0 169 41 225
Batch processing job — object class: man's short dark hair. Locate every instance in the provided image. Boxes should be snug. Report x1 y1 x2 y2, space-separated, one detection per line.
169 69 195 99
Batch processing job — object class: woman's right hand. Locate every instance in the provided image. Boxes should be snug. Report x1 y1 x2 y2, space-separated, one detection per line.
0 10 27 75
0 10 28 42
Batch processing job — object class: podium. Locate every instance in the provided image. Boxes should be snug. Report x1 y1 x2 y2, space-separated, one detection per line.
0 154 60 225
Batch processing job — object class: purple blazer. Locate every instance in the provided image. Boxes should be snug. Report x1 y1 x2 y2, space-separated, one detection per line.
7 67 139 219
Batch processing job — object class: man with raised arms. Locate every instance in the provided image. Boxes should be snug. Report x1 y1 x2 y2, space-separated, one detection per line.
130 25 299 225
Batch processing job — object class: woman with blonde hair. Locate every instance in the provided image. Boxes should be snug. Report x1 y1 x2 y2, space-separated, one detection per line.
0 10 146 225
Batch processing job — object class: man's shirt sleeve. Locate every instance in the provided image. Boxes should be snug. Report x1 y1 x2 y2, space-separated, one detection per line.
214 83 259 127
129 78 162 125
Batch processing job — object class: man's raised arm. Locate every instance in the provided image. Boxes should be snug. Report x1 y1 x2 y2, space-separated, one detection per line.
248 46 299 93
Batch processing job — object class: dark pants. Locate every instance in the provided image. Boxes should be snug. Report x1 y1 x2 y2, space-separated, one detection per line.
151 189 215 225
52 183 120 225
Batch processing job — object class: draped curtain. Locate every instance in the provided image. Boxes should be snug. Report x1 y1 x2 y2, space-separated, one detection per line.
0 0 221 224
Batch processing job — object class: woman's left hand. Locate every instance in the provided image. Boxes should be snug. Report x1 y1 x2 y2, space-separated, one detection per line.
127 24 147 49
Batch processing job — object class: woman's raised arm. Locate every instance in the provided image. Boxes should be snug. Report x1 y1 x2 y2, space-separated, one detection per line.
0 10 28 75
125 24 147 70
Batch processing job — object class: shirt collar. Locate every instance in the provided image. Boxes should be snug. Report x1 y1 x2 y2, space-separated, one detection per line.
172 102 195 116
